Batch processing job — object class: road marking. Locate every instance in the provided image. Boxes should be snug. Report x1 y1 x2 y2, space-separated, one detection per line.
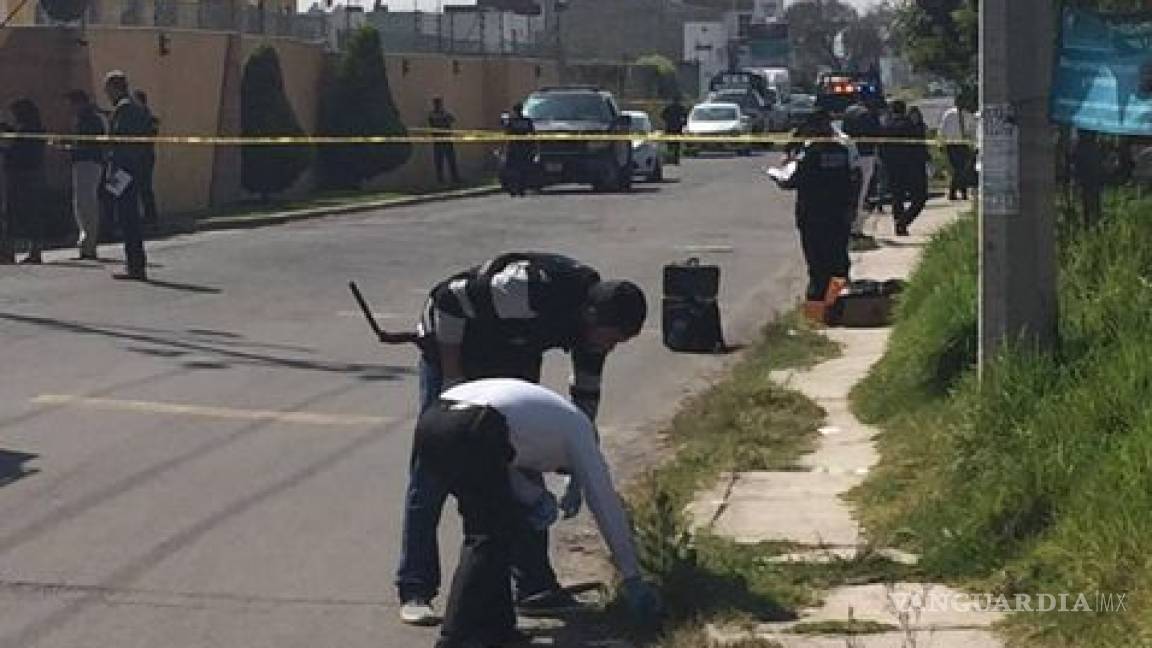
336 310 405 320
674 245 735 254
32 395 396 427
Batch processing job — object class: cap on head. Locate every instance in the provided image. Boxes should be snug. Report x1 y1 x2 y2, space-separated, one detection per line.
586 280 647 337
105 70 128 84
891 100 907 115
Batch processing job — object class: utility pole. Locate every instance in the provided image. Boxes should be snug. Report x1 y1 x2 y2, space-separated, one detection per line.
979 0 1059 366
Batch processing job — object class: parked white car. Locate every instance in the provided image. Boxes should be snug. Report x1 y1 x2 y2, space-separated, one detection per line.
622 110 664 182
685 102 753 156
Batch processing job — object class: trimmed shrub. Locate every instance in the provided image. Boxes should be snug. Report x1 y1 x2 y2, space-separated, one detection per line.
318 27 411 190
240 45 312 200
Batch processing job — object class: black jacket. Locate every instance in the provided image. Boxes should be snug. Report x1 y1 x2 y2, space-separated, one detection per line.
71 106 106 164
785 140 856 224
881 116 929 169
108 97 153 175
419 253 606 418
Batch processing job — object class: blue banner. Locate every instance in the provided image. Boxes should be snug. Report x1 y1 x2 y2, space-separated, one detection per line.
1050 8 1152 135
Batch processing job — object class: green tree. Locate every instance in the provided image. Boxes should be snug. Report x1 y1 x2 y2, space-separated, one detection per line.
318 27 411 190
240 46 312 201
842 3 897 74
893 0 977 101
786 0 858 87
635 54 682 100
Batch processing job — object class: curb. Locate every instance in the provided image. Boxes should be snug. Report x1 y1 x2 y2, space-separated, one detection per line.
168 185 504 235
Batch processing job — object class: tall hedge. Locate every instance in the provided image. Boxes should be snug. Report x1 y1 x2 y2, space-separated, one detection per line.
318 27 411 190
240 45 312 200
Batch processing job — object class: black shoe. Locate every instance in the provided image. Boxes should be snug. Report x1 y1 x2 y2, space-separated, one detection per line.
895 224 910 236
112 270 148 281
19 254 42 265
515 588 585 617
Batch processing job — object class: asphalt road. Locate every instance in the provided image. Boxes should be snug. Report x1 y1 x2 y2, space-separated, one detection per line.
0 153 807 648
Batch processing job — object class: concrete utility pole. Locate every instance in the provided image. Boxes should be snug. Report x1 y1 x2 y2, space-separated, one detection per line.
979 0 1059 367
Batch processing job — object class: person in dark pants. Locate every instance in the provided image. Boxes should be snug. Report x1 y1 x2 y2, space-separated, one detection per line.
133 90 160 226
938 97 973 201
104 70 152 280
395 252 647 626
415 379 660 648
660 98 688 164
500 103 536 197
881 101 929 236
776 110 855 302
428 97 461 184
0 98 47 265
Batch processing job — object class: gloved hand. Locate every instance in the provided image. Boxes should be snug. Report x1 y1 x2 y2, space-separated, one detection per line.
525 490 559 531
559 476 583 519
621 577 663 625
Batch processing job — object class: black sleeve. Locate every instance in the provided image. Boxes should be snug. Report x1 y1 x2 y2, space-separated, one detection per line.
569 347 606 422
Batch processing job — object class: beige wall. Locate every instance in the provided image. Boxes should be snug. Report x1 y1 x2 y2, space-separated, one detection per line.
0 25 558 218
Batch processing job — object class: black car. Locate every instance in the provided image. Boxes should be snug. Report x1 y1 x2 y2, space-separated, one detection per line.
519 86 634 192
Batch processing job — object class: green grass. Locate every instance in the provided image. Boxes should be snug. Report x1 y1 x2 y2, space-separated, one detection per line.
610 311 840 645
848 194 1152 647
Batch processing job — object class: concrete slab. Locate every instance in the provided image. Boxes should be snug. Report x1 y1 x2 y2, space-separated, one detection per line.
710 626 1004 648
706 472 863 546
786 583 1005 630
766 548 919 566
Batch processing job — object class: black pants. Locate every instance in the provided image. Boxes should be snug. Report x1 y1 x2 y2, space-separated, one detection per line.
945 145 971 199
415 401 520 647
138 158 158 224
434 143 460 183
888 163 928 227
798 215 851 301
115 181 148 274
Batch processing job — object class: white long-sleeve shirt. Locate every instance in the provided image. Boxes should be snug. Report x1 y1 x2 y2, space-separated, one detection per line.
939 107 974 141
441 378 641 581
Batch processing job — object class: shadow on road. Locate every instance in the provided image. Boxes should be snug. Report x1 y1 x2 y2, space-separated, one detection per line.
0 449 39 488
142 279 222 294
0 313 415 381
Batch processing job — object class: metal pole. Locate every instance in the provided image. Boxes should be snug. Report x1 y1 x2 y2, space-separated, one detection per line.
978 0 1059 367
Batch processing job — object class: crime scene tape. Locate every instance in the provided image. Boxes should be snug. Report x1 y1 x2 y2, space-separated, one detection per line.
0 130 978 146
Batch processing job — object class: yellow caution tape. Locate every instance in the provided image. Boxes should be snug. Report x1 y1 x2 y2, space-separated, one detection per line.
0 130 978 147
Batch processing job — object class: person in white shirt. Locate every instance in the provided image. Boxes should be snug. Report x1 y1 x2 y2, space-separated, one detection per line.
938 98 975 201
414 378 660 648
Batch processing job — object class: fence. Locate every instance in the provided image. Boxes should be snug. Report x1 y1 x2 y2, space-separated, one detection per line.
32 1 557 56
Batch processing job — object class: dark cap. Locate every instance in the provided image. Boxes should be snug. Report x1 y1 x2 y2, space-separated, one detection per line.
586 280 647 337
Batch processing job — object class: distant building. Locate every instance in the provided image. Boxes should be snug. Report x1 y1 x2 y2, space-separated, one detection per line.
684 21 729 97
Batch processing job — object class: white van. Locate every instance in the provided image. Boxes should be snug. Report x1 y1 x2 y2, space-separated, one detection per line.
745 67 791 96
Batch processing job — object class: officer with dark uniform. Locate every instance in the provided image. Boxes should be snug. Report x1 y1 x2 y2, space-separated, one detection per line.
779 110 856 302
500 103 536 197
395 252 647 626
103 70 152 281
428 97 461 184
661 97 689 164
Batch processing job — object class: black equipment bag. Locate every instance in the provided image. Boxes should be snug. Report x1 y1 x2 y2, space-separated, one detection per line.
663 257 720 300
826 279 906 328
662 257 725 352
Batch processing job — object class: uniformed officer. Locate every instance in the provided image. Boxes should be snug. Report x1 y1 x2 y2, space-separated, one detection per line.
500 103 536 197
778 110 856 302
396 252 647 626
428 97 461 184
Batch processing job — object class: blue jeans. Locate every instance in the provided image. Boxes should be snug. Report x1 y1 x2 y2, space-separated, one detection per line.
395 358 559 602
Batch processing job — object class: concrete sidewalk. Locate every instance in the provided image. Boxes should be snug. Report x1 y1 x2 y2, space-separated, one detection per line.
689 200 1003 647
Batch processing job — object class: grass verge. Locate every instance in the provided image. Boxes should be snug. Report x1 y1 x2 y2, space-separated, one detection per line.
611 311 844 646
848 193 1152 647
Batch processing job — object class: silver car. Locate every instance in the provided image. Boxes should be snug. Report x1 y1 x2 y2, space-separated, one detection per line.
622 110 664 182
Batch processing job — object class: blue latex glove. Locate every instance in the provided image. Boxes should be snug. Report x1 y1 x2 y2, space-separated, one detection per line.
525 490 559 531
559 476 583 519
622 577 662 625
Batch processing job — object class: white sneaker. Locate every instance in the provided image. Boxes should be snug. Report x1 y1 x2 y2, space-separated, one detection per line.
399 599 440 626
